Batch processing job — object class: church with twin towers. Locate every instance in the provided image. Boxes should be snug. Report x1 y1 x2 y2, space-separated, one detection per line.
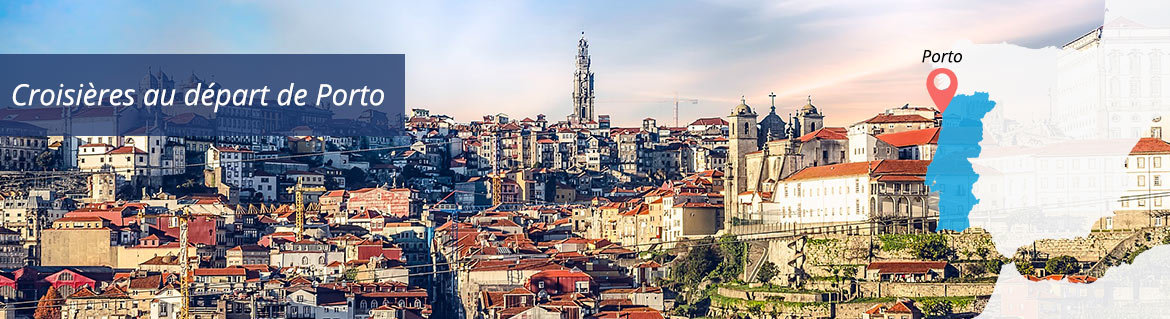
722 91 938 236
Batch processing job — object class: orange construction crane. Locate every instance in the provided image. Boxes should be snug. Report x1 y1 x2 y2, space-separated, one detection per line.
177 207 191 319
286 177 326 240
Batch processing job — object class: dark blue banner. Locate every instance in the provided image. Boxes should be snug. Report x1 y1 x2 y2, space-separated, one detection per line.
0 54 404 137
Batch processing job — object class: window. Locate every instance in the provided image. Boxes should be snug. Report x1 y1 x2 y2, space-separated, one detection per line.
1138 157 1147 168
575 281 590 293
1139 175 1147 187
1156 175 1163 187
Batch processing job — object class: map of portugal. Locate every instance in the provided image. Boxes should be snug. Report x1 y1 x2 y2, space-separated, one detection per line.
926 92 995 231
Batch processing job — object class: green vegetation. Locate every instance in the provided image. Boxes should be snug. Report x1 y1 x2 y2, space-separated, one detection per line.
1044 255 1079 275
878 233 954 260
1125 243 1150 265
806 238 837 246
669 236 748 317
1014 260 1035 276
911 234 952 260
714 235 746 282
920 299 953 318
982 258 1006 275
756 261 777 286
720 283 828 294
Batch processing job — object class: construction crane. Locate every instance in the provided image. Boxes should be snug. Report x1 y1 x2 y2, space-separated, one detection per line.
671 92 699 128
286 177 326 240
490 130 503 207
177 207 192 319
598 93 699 127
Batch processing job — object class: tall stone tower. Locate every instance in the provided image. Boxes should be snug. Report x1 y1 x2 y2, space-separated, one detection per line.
725 97 758 228
570 32 596 124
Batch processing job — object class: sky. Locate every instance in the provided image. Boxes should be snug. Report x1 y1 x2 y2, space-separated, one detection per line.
0 0 1105 127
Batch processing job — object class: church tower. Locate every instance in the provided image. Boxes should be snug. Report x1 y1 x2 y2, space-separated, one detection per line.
725 97 758 228
796 95 824 136
570 32 596 124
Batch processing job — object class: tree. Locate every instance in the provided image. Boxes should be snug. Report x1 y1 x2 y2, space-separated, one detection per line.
912 235 951 260
344 167 368 188
34 151 58 170
677 243 720 285
922 299 954 318
975 247 991 260
841 265 858 279
34 286 62 319
985 258 1005 274
714 235 745 282
756 261 777 286
1045 255 1080 275
1015 260 1035 276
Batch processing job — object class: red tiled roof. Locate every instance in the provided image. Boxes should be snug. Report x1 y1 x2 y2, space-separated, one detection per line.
194 267 248 276
876 127 940 147
689 118 728 126
864 114 934 124
798 127 847 142
877 175 925 182
55 216 105 223
785 160 930 181
866 261 947 274
107 146 146 155
887 301 917 313
1131 137 1170 154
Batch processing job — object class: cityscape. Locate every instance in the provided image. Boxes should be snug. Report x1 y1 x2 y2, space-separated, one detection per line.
0 26 1164 319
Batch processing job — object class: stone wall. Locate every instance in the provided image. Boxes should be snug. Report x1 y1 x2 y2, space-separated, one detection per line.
41 228 115 266
715 287 838 303
855 282 996 299
1032 230 1137 262
762 232 1000 277
709 296 987 319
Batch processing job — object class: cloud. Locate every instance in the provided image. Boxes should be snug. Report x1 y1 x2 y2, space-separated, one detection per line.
0 0 1104 127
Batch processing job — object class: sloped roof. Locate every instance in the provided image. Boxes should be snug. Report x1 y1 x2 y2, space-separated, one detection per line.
863 114 933 124
866 261 947 274
876 127 940 147
1131 137 1170 154
784 160 930 181
689 118 728 126
798 127 847 142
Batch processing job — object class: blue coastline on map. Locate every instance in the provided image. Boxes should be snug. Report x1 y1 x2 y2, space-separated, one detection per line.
927 92 995 231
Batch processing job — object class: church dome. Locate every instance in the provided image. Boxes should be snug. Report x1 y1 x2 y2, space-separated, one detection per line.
800 102 818 114
798 95 820 116
730 98 755 116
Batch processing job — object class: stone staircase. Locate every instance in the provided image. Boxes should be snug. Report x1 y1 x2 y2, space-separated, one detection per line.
1085 228 1152 277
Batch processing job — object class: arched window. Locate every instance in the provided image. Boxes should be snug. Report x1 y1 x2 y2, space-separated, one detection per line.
301 256 309 264
319 256 326 265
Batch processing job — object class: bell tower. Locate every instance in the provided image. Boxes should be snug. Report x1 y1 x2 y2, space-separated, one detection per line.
570 32 596 124
725 97 758 228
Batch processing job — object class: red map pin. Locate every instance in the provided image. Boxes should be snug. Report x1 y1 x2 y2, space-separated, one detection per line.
927 68 957 113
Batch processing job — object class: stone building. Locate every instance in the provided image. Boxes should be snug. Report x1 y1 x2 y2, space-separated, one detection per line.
759 160 936 234
724 98 758 227
570 32 596 124
1096 137 1170 230
0 134 48 171
757 93 788 146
